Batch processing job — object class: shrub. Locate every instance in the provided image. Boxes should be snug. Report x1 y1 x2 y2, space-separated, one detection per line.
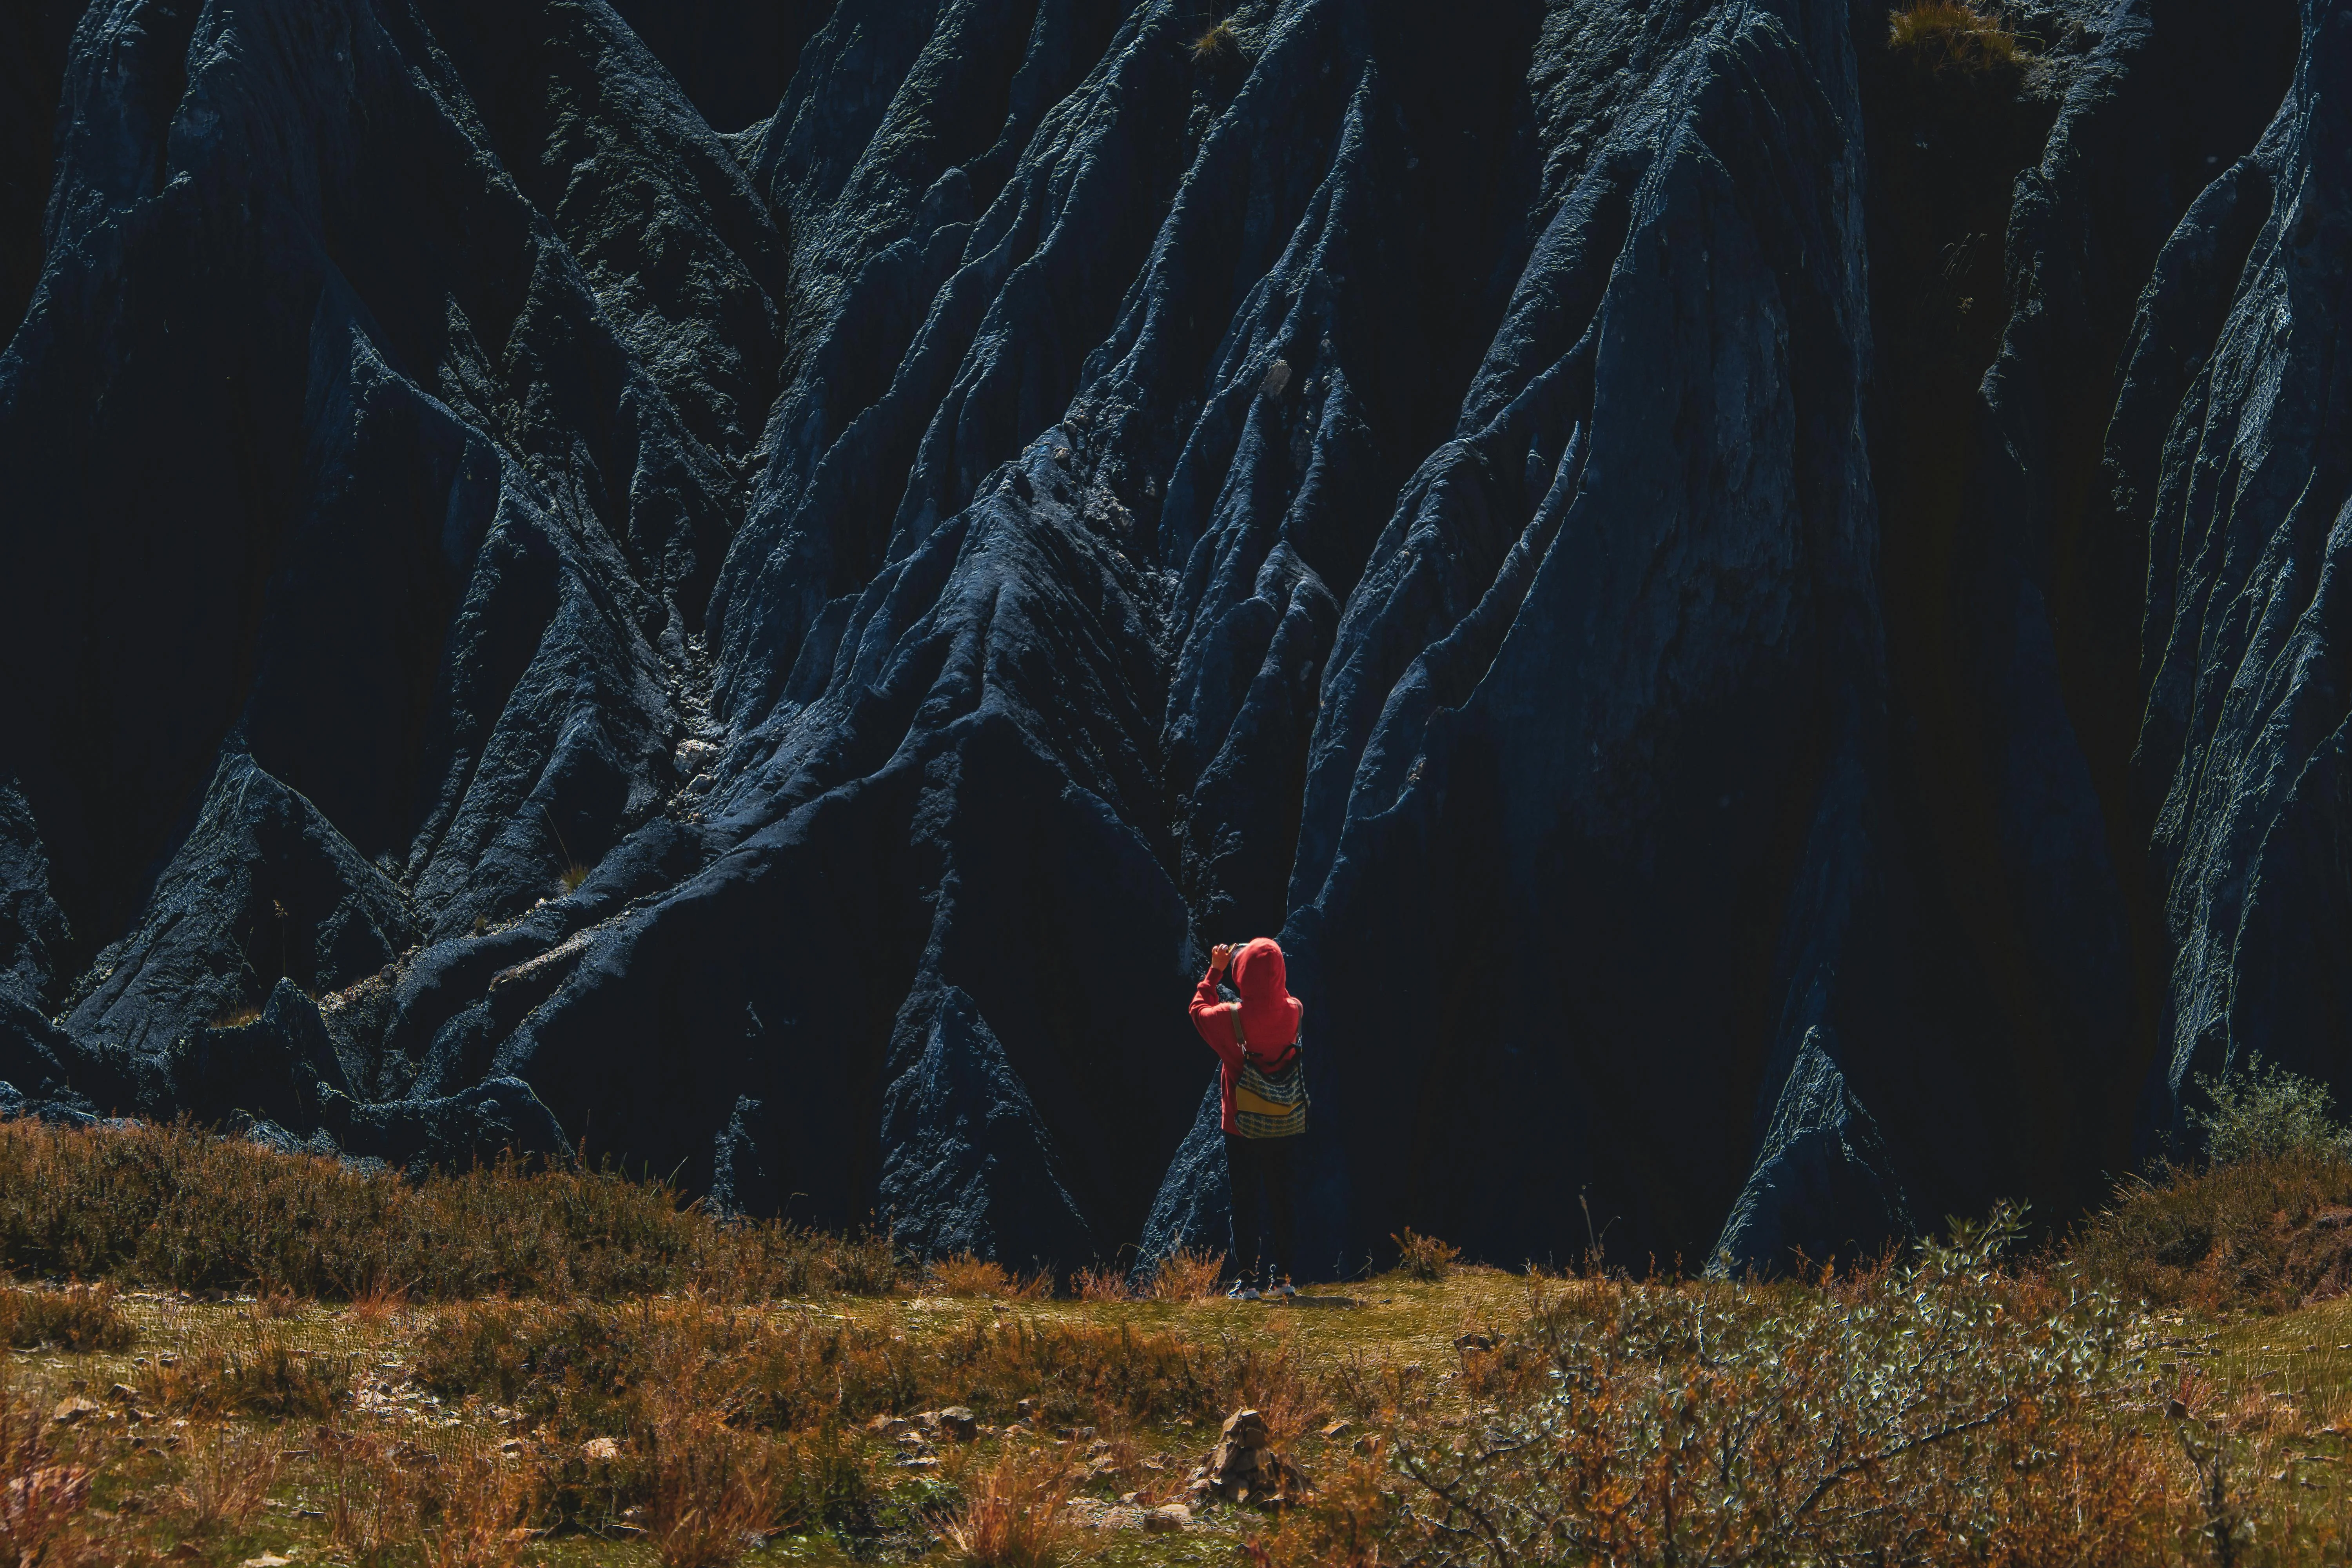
0 1284 136 1351
1391 1229 1459 1281
1368 1209 2164 1565
1886 1 2029 78
770 1420 875 1536
817 1227 904 1297
2192 1051 2351 1166
2071 1145 2352 1314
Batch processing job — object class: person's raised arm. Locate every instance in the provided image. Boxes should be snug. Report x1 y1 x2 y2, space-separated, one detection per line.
1189 943 1245 1069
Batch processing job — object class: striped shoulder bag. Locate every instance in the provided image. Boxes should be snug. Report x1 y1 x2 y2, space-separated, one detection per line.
1230 1010 1307 1139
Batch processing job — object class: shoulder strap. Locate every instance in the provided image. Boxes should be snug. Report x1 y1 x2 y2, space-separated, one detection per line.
1230 1007 1301 1071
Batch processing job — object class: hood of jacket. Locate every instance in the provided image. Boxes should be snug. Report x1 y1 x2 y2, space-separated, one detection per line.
1231 937 1302 1052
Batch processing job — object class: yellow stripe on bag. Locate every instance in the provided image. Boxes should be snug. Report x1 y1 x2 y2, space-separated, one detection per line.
1229 1007 1306 1138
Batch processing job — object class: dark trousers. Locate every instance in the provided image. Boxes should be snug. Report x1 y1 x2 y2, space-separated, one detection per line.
1225 1132 1298 1286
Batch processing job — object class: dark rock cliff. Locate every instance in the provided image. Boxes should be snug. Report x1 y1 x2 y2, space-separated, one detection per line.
0 0 2330 1273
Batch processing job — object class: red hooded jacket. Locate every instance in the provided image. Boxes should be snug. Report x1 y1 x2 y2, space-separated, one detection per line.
1189 937 1304 1134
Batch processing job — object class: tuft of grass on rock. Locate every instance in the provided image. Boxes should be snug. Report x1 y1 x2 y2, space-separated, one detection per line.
1887 0 2029 80
1189 18 1241 65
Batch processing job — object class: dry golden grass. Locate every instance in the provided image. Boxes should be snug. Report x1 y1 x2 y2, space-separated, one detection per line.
929 1252 1050 1299
1188 19 1239 65
935 1444 1085 1567
417 1453 535 1568
0 1283 137 1351
35 1127 2352 1563
1142 1247 1223 1303
0 1116 903 1301
0 1381 102 1564
646 1414 780 1567
411 1290 1316 1446
1887 0 2029 76
343 1274 411 1326
1070 1264 1131 1301
254 1283 305 1319
1390 1227 1458 1281
2073 1146 2352 1314
169 1421 279 1538
137 1328 354 1419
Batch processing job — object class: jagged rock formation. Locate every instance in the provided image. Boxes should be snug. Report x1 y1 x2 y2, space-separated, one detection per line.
0 0 2330 1273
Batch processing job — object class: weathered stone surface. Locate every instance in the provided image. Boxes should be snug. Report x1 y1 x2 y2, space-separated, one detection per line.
2124 0 2352 1140
0 0 2336 1275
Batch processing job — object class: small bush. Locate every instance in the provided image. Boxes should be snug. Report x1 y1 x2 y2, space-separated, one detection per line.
1887 0 2028 77
935 1445 1082 1568
0 1284 136 1351
2192 1051 2350 1166
1390 1229 1459 1281
771 1420 875 1536
559 862 591 894
2071 1144 2352 1314
1369 1209 2162 1565
815 1227 903 1297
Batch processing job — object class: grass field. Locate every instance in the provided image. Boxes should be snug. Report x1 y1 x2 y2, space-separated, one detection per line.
15 1120 2352 1564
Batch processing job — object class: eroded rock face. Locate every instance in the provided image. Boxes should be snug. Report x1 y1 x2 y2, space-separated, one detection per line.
0 0 2334 1271
2125 2 2352 1140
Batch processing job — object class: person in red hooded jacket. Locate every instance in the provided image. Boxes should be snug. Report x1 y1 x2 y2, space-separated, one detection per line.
1190 936 1303 1298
